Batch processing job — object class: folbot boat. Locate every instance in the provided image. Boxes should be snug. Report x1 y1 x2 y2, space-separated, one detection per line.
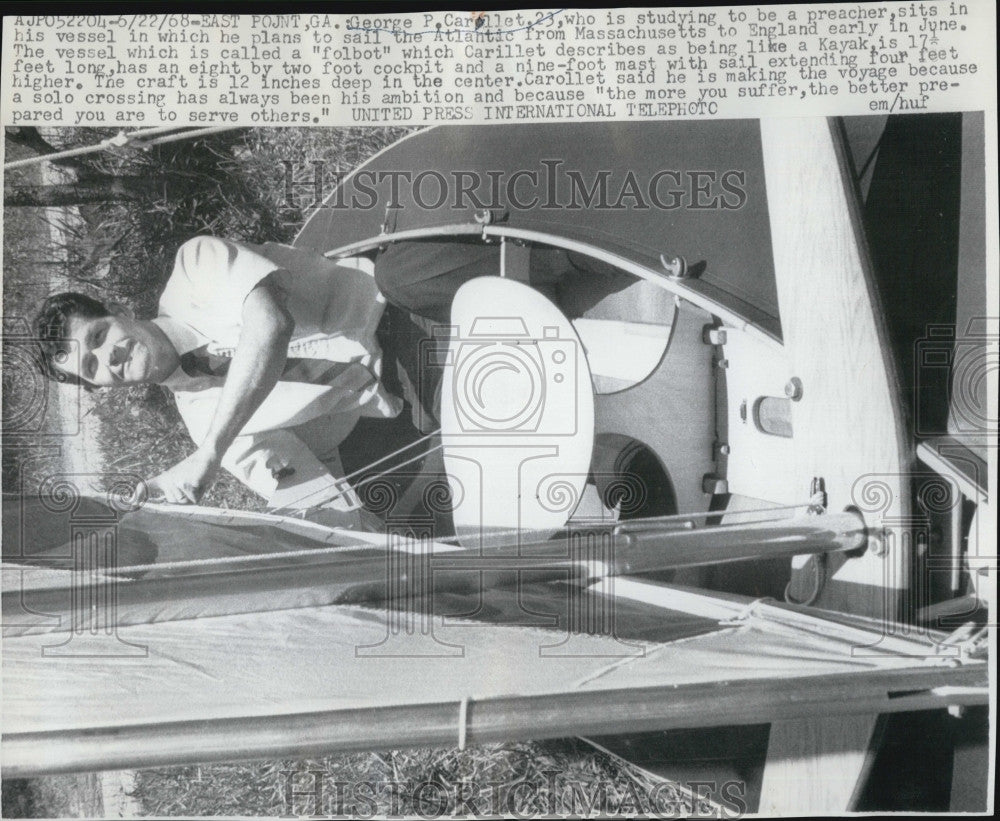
2 115 992 813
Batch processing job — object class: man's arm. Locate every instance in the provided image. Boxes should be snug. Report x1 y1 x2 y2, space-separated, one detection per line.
147 276 294 504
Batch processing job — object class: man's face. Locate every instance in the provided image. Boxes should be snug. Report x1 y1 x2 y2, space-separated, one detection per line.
56 313 180 387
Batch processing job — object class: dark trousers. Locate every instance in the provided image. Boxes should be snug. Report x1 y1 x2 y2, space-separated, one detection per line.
374 239 628 326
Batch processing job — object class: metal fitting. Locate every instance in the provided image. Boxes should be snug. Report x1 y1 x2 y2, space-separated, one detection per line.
660 254 689 278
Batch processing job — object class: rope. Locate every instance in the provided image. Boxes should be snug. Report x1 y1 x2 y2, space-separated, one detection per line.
97 125 193 139
436 500 817 546
131 126 245 148
721 596 771 625
3 126 245 170
273 442 445 515
457 696 470 751
268 430 442 514
94 539 399 577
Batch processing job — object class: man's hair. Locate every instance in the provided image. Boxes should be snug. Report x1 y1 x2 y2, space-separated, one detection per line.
33 292 111 387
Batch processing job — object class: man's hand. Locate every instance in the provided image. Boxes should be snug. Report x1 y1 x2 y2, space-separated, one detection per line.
143 448 221 504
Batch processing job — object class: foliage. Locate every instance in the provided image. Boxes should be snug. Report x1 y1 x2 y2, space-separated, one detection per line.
5 126 410 315
1 774 103 819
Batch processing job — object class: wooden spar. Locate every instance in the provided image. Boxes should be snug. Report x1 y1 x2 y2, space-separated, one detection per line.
5 511 865 636
439 511 868 572
1 663 985 777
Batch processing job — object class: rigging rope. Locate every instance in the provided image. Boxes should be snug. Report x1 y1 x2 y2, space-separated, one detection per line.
4 126 245 170
267 429 443 514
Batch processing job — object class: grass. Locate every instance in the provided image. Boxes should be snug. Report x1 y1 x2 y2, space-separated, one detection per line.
2 126 676 818
1 742 703 818
131 741 707 817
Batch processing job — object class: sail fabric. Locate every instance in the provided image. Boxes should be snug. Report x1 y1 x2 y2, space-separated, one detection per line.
2 497 386 574
2 577 973 737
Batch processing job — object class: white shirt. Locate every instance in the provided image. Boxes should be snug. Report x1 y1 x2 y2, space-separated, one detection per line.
153 236 402 509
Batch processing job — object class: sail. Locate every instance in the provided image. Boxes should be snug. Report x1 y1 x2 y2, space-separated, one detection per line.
2 504 987 776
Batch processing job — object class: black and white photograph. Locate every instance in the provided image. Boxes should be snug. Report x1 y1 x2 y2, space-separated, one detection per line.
1 6 995 819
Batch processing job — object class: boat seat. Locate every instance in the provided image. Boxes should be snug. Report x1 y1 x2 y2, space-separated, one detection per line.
496 242 675 393
573 317 672 394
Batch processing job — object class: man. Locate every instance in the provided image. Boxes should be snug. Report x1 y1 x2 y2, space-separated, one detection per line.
36 237 405 523
37 234 624 519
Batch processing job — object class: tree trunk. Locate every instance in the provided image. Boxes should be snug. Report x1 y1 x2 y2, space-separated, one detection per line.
4 176 162 207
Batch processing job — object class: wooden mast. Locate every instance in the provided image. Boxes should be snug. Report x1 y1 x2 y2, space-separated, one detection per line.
3 664 985 777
